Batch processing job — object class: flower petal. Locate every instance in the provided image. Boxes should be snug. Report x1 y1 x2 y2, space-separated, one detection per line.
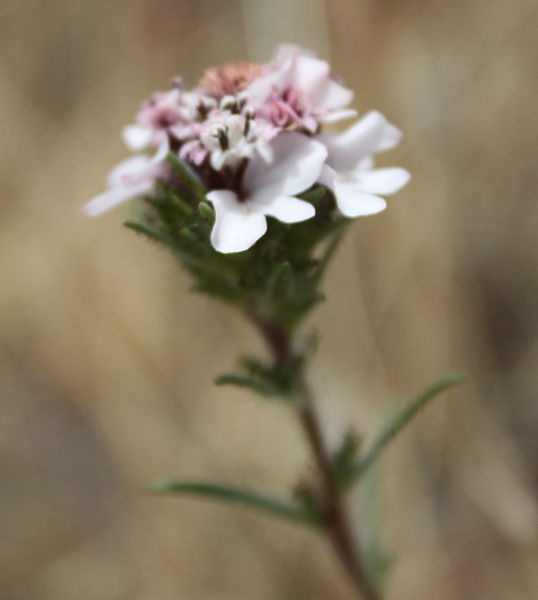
319 111 403 172
317 79 354 112
319 108 358 124
318 164 338 189
273 44 317 62
122 125 152 151
82 181 152 217
207 190 268 253
333 181 387 218
245 132 327 199
247 58 294 108
151 135 170 164
107 155 153 188
263 196 315 223
351 167 411 195
293 55 330 102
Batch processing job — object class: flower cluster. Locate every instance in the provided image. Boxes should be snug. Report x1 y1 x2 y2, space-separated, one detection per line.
85 45 410 254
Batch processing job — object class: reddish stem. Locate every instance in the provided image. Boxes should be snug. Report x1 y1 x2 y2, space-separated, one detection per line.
254 317 380 600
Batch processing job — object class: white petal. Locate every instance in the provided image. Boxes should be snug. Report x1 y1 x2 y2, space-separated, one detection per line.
293 55 331 102
319 111 403 172
207 190 267 253
263 196 315 223
351 167 411 195
273 44 317 63
151 135 170 164
333 181 387 217
107 155 153 188
245 132 327 199
122 125 152 151
319 108 358 124
318 164 338 189
82 181 152 217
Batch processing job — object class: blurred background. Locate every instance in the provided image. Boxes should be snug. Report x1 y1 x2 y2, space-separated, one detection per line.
1 0 537 598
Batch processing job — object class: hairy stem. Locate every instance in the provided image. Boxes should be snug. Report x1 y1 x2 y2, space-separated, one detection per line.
254 317 380 600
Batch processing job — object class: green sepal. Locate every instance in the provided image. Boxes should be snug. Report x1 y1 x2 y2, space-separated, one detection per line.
198 201 215 223
167 152 206 201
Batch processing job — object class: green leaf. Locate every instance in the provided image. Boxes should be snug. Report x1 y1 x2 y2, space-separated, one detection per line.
148 480 321 526
360 466 393 595
214 373 279 397
349 373 465 483
333 430 362 490
167 152 206 201
312 223 347 284
265 261 291 305
123 221 169 245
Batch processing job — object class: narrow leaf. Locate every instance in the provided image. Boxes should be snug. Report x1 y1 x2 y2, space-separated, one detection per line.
167 152 206 201
351 373 465 481
312 224 347 284
265 261 291 304
360 466 393 594
123 221 169 245
214 373 278 397
148 481 321 526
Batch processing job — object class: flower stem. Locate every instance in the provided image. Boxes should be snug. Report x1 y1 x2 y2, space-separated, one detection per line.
297 383 380 600
253 317 381 600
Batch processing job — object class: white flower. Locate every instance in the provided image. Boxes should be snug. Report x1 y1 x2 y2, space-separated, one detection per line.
318 111 411 217
83 139 169 217
207 132 327 253
200 111 274 170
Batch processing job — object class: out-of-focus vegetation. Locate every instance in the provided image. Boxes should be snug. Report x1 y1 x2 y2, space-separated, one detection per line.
0 1 536 598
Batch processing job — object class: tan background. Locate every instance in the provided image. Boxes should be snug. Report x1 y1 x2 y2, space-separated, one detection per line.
1 0 537 598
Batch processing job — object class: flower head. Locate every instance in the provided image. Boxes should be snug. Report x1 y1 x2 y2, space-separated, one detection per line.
84 44 410 253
